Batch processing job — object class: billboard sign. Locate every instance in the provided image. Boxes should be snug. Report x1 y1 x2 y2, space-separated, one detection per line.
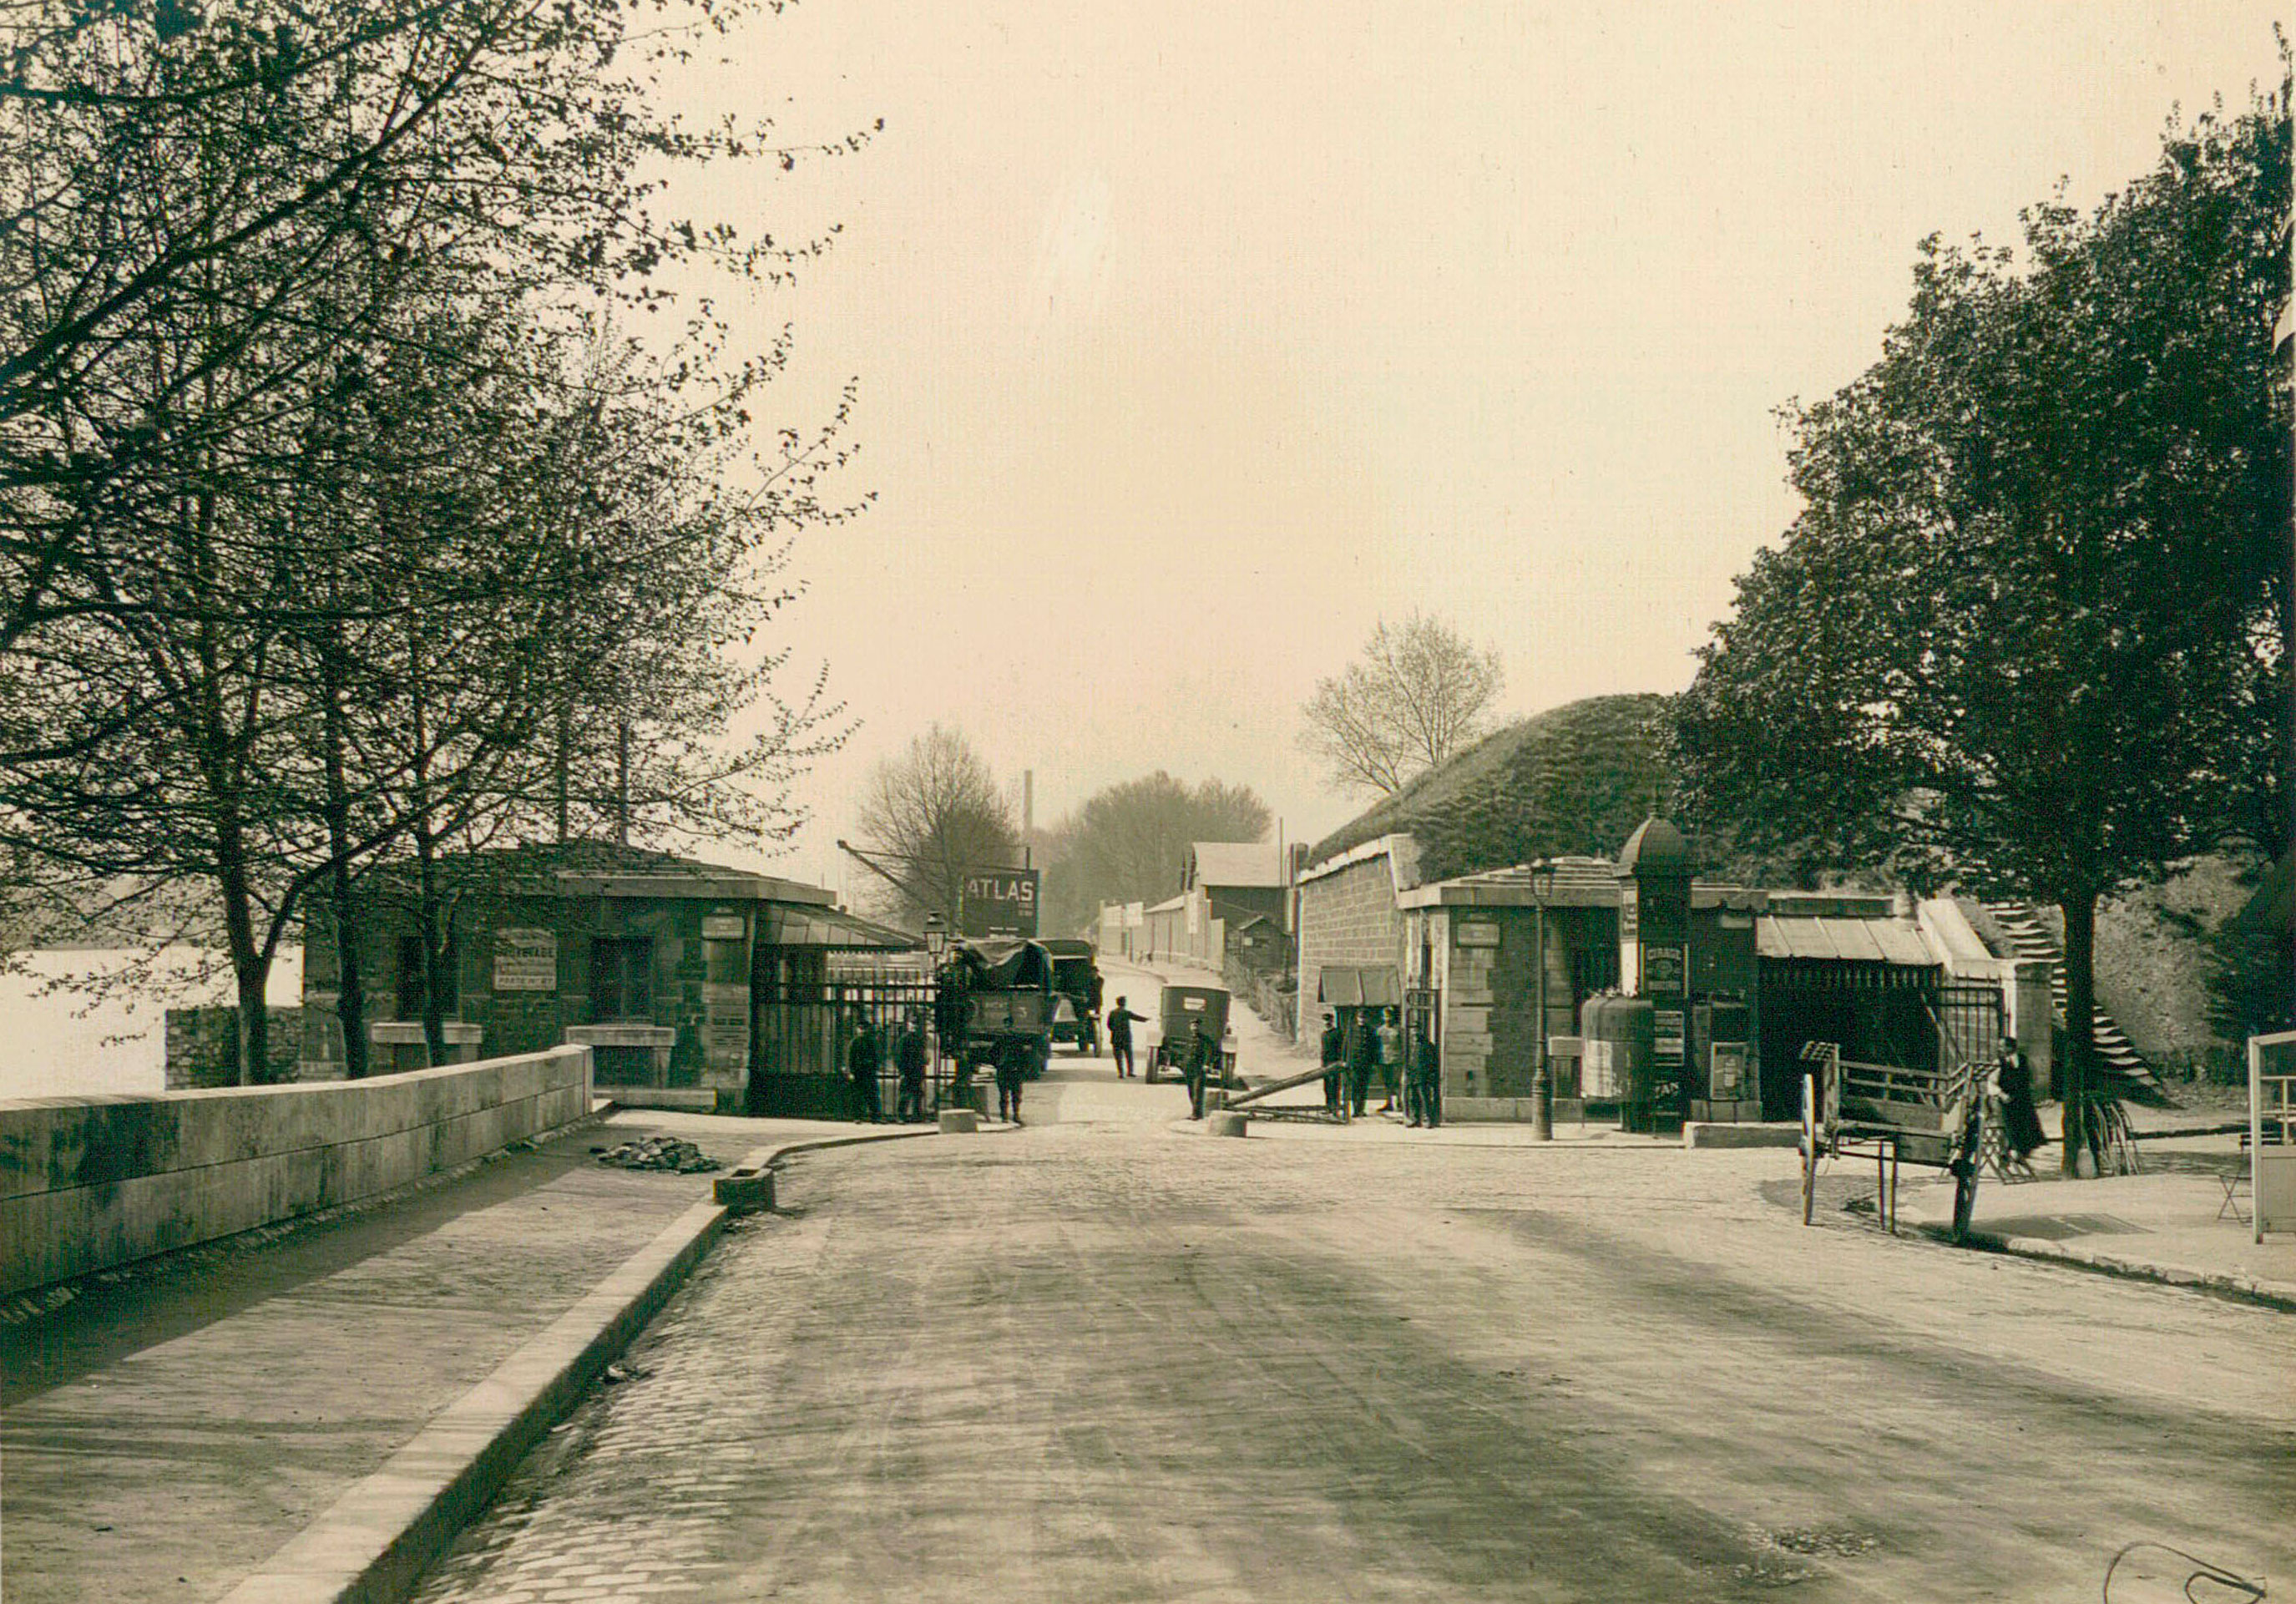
959 869 1039 938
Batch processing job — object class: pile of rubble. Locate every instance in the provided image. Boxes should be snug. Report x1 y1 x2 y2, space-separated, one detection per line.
592 1135 722 1174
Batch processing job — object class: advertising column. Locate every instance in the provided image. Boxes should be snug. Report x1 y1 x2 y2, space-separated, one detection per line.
1618 818 1692 1130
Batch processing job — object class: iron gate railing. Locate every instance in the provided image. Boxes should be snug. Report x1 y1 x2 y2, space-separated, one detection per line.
1930 979 2005 1072
750 973 956 1120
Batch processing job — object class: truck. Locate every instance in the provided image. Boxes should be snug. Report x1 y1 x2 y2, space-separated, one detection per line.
1039 938 1103 1055
937 938 1056 1080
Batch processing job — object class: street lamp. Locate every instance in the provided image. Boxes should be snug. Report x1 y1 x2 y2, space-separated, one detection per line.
1531 858 1556 1141
923 912 948 964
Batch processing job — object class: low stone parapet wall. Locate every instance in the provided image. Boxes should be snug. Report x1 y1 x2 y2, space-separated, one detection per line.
0 1046 592 1298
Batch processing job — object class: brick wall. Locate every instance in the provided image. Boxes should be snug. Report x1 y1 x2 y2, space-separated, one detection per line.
1297 848 1405 1035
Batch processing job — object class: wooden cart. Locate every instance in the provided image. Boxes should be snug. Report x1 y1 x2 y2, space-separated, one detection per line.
1800 1041 1985 1239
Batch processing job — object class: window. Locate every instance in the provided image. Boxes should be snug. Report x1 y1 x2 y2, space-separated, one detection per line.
589 936 655 1021
396 930 458 1019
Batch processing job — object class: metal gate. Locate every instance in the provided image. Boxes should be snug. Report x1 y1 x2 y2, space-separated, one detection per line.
1403 986 1441 1054
1929 979 2005 1073
749 963 956 1120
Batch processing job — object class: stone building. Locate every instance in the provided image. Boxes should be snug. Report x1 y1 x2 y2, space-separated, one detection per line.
1295 816 2053 1126
300 842 917 1112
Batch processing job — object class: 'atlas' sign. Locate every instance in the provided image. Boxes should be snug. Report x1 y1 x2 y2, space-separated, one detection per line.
959 869 1039 938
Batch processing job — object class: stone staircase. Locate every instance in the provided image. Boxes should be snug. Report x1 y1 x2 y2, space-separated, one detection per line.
1980 902 2172 1106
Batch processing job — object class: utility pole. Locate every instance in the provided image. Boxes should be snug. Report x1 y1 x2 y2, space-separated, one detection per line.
1023 769 1034 870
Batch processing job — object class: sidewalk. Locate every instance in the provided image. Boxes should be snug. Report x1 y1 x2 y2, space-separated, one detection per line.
0 1106 930 1604
1896 1132 2296 1308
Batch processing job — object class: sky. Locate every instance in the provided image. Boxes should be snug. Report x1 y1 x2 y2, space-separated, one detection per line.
654 1 2288 899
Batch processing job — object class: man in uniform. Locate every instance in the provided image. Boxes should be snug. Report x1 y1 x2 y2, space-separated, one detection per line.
1408 1022 1441 1128
1106 995 1149 1079
1186 1017 1216 1120
1319 1010 1345 1118
894 1013 929 1123
847 1015 884 1123
996 1034 1032 1125
1347 1007 1378 1120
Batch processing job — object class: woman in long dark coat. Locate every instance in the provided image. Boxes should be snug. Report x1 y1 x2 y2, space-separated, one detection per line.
1995 1041 2046 1174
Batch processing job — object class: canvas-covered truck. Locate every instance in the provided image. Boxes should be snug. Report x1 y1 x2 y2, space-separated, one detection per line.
1040 938 1102 1055
938 938 1056 1079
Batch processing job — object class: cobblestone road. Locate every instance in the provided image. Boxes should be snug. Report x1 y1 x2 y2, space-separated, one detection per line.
414 1110 2293 1603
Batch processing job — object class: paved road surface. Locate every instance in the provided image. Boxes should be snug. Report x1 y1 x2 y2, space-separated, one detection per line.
413 1078 2292 1603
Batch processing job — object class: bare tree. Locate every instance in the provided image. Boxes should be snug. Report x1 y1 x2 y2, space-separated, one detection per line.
853 726 1018 927
1300 614 1505 795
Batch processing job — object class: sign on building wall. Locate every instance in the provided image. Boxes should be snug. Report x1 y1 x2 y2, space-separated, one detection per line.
1642 945 1686 992
701 913 747 939
1455 921 1499 949
1653 1008 1686 1064
960 870 1039 938
493 928 558 992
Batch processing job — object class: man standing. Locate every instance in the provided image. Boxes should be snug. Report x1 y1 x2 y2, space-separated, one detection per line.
996 1034 1031 1126
895 1014 929 1123
1408 1023 1441 1129
1319 1011 1345 1119
1375 1007 1403 1114
847 1015 884 1124
1106 995 1150 1079
1347 1008 1378 1120
1186 1018 1216 1120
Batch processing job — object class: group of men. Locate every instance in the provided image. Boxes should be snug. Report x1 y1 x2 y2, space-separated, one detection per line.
842 1014 935 1124
1320 1007 1439 1126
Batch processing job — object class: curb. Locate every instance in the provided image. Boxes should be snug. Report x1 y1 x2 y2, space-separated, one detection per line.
220 1123 938 1604
1917 1223 2296 1314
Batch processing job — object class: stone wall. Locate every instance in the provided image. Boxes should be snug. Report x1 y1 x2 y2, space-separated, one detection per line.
164 1005 302 1089
0 1046 591 1298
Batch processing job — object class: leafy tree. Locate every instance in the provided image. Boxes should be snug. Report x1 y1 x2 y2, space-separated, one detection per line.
1039 772 1270 934
1300 614 1505 795
852 726 1019 928
1671 89 2291 1172
0 0 868 1079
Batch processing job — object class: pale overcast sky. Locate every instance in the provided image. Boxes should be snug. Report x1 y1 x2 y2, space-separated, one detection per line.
660 2 2288 898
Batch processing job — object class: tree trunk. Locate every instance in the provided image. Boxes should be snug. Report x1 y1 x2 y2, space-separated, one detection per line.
2058 890 2099 1177
555 693 572 844
407 620 447 1067
318 625 369 1079
215 832 271 1085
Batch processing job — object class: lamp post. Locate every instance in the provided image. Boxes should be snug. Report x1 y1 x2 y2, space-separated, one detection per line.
1532 858 1556 1141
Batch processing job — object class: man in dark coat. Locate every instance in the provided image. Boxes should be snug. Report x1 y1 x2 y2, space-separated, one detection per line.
996 1034 1032 1125
1319 1011 1345 1117
1347 1009 1378 1119
1186 1018 1216 1120
1407 1025 1440 1128
1106 995 1150 1079
847 1017 884 1123
895 1015 929 1122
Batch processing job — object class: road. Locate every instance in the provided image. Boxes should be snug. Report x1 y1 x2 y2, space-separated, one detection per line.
412 1030 2292 1604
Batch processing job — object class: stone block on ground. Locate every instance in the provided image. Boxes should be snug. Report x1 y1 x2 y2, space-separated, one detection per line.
938 1109 980 1134
1207 1111 1249 1138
